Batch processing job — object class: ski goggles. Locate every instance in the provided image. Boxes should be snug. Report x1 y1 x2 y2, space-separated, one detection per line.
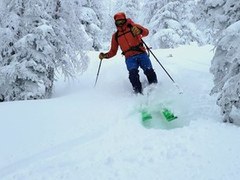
115 19 126 26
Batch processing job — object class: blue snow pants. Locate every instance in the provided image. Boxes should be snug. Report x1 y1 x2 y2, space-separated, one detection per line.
125 53 158 93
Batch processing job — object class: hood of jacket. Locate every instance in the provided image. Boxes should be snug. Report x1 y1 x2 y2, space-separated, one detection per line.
114 12 126 21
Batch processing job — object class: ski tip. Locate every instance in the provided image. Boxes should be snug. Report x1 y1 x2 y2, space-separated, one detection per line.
162 108 177 122
141 110 152 121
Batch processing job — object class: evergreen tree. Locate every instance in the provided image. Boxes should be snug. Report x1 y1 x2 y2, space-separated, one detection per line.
89 0 112 44
76 0 111 50
142 0 204 48
197 0 240 36
207 0 240 122
0 0 89 101
196 0 240 44
114 0 140 20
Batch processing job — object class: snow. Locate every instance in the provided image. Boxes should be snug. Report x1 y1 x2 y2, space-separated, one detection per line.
225 20 240 34
205 0 225 7
1 44 240 180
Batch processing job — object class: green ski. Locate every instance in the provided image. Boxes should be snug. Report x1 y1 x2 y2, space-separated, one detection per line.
141 110 152 121
140 107 177 123
161 108 178 121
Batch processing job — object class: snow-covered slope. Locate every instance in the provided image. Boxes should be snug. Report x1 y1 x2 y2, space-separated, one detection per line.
1 44 240 180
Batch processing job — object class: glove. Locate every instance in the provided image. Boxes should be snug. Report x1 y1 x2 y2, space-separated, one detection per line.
99 52 108 60
131 26 142 36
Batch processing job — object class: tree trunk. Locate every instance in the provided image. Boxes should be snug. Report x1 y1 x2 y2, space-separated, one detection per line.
45 0 61 98
45 67 54 98
54 0 61 19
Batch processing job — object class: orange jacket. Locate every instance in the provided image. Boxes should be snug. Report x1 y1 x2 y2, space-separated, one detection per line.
106 14 149 58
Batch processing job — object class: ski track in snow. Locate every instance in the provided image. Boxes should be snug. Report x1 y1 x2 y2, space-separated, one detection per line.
1 44 240 180
0 130 105 177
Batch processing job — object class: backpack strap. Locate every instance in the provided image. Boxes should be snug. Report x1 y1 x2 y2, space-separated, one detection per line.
115 29 132 44
114 24 146 56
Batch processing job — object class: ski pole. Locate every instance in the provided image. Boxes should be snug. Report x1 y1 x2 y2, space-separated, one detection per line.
94 59 103 87
141 39 183 94
141 39 175 83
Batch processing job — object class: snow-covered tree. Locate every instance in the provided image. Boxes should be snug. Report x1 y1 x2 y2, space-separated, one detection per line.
193 2 213 44
90 0 113 43
197 0 240 35
196 0 240 44
208 0 240 123
0 0 89 101
76 0 112 50
142 0 205 48
210 22 240 123
113 0 140 21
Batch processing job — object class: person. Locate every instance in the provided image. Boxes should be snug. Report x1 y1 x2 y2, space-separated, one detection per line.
99 12 158 94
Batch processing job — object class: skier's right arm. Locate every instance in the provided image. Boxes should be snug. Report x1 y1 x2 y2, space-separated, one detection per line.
99 33 118 60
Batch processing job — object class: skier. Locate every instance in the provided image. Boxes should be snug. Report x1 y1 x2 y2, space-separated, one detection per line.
99 12 158 94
